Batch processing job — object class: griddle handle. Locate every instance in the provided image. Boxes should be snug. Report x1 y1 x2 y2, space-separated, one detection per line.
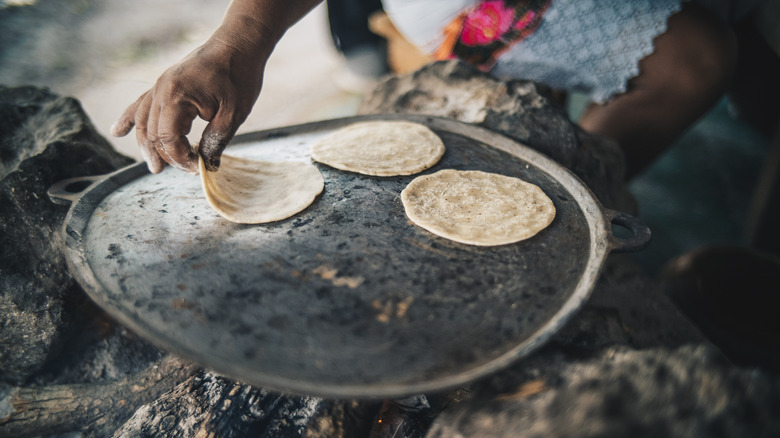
605 209 652 253
48 176 102 206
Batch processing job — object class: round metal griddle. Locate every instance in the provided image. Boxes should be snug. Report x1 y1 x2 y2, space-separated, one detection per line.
54 114 650 398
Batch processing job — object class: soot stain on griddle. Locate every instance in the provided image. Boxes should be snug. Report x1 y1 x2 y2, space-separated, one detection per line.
292 217 313 228
106 243 122 257
325 210 352 225
111 275 130 297
267 315 290 330
146 301 163 313
105 243 128 266
229 320 252 336
171 297 196 310
315 286 331 300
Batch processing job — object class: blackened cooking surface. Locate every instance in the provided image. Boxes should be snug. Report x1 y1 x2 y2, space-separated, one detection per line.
73 115 605 398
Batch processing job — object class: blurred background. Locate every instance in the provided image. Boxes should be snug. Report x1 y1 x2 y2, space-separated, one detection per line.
0 0 363 161
0 0 775 274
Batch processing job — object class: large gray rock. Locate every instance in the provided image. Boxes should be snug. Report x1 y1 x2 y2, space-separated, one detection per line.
0 86 390 438
2 79 770 437
112 371 379 438
0 85 134 384
427 345 780 438
358 60 635 213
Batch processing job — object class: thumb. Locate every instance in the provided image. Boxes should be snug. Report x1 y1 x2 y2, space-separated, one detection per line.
199 110 239 172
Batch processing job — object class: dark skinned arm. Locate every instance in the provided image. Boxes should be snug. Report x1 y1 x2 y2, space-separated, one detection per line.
111 0 323 173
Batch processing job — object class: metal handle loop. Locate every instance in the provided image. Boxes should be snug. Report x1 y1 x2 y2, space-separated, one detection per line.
605 209 652 253
47 176 102 206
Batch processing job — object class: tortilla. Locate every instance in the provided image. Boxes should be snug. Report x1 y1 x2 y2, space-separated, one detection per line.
199 154 324 224
401 169 555 246
310 121 445 176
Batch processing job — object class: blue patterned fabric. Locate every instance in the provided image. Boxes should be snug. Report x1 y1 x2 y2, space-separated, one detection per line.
384 0 685 103
383 0 763 103
490 0 682 103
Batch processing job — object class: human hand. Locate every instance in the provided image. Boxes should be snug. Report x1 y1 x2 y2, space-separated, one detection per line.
111 39 266 174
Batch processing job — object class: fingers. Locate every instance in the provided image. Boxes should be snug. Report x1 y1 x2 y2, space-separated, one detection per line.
146 98 195 174
139 136 167 174
156 102 200 173
143 98 168 173
116 70 246 175
111 94 144 137
134 105 167 174
120 89 202 174
129 94 166 174
114 91 169 174
199 109 239 172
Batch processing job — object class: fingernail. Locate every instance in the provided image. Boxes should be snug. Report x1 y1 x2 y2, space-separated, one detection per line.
186 151 200 174
205 156 221 172
148 161 165 174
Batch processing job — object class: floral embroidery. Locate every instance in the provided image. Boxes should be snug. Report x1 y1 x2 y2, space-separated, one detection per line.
515 9 537 31
435 0 552 71
460 1 517 45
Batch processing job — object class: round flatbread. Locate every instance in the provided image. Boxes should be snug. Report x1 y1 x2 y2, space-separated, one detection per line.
401 169 556 246
199 154 324 224
310 121 445 176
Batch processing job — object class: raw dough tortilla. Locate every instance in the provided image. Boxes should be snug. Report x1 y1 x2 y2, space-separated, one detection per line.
199 154 324 224
401 169 556 246
310 121 445 176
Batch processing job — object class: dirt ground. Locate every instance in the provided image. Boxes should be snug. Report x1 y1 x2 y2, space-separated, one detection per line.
0 0 362 160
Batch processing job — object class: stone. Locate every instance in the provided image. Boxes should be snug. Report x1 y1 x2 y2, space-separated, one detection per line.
661 246 780 373
358 60 636 213
0 355 197 437
2 77 770 437
29 292 165 386
0 85 134 384
585 255 707 349
0 85 388 438
427 345 780 438
113 371 379 438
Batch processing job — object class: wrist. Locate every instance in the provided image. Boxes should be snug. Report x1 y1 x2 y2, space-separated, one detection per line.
210 12 279 66
211 0 322 62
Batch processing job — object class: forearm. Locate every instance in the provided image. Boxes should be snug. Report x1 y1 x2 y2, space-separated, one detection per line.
211 0 324 62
